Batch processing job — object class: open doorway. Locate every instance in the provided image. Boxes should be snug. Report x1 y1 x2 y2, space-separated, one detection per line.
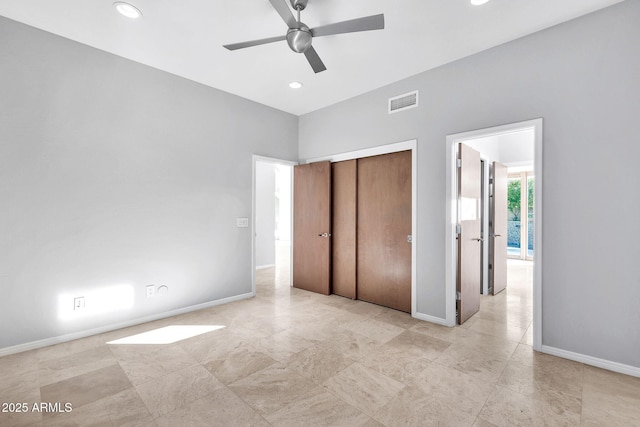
445 119 542 351
252 156 296 295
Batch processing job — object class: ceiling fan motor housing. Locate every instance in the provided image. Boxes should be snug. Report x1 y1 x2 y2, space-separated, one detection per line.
290 0 308 11
287 24 312 53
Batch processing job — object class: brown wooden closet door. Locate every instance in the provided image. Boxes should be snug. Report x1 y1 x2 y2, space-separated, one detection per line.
293 162 331 295
357 151 412 312
332 160 357 299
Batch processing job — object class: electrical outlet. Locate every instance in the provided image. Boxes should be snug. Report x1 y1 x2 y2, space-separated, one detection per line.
146 285 155 298
74 297 85 310
236 217 249 228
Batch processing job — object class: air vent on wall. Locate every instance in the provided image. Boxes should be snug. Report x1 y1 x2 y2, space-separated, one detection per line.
388 90 419 114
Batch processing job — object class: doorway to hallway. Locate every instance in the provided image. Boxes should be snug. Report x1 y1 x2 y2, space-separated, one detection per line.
445 119 542 351
252 156 296 295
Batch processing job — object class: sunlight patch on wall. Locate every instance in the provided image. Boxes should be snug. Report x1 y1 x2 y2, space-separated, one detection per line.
106 325 225 345
57 284 135 321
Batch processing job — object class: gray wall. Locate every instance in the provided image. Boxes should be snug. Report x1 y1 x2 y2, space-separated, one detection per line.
0 17 298 350
255 162 276 268
299 1 640 367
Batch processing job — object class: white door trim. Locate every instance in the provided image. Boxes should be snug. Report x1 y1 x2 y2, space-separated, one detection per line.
445 120 542 351
306 139 418 317
252 155 298 295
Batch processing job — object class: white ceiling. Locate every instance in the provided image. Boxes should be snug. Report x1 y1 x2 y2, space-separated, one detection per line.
0 0 624 115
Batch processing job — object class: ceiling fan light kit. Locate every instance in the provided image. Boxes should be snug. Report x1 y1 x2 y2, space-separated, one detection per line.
223 0 384 73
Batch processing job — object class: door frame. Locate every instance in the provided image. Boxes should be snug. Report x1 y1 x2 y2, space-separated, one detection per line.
252 155 298 296
306 139 418 316
445 119 542 351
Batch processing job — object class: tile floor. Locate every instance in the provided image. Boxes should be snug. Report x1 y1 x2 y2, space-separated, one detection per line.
1 258 639 426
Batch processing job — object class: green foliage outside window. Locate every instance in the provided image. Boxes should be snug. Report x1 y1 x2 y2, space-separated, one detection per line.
508 177 534 221
508 179 521 220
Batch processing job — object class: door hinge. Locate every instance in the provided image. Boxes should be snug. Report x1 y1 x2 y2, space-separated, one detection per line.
407 235 413 243
456 159 462 168
456 291 461 300
456 224 461 235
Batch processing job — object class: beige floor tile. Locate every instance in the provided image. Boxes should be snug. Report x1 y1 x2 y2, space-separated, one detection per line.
410 363 495 419
359 344 431 384
374 386 476 427
0 368 41 401
498 347 584 398
340 317 406 344
520 325 533 346
581 365 640 426
0 350 39 378
254 329 317 363
135 364 222 418
109 342 199 385
469 317 528 343
330 299 388 317
98 318 174 343
43 387 153 427
287 343 356 384
458 314 481 329
36 335 106 363
361 418 386 427
4 261 640 426
409 321 461 342
177 325 259 364
40 364 132 410
265 386 370 427
154 387 269 427
227 364 318 416
0 368 42 427
373 309 420 330
38 345 117 386
475 305 532 329
448 328 519 359
0 394 43 427
322 363 405 417
203 345 277 385
477 385 581 427
384 330 451 360
320 329 383 361
434 342 511 383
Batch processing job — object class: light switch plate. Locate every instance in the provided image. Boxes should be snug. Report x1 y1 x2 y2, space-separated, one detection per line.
236 217 249 228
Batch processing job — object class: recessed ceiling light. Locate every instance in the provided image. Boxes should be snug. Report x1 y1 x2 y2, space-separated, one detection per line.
113 2 142 19
289 81 303 89
470 0 490 5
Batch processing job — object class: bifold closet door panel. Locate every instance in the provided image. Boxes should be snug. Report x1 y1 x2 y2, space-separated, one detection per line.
293 161 331 295
357 151 412 313
332 160 357 299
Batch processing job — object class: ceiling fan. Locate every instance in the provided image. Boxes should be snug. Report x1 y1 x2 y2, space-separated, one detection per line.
223 0 384 73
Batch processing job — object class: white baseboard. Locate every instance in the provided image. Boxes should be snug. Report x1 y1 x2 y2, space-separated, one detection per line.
413 311 453 327
0 292 254 358
541 345 640 378
256 264 276 270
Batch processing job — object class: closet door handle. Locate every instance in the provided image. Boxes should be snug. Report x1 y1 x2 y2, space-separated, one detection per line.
318 233 331 237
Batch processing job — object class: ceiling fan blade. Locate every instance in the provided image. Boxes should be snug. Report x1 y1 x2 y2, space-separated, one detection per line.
311 14 384 38
268 0 298 28
223 35 286 51
304 46 327 73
